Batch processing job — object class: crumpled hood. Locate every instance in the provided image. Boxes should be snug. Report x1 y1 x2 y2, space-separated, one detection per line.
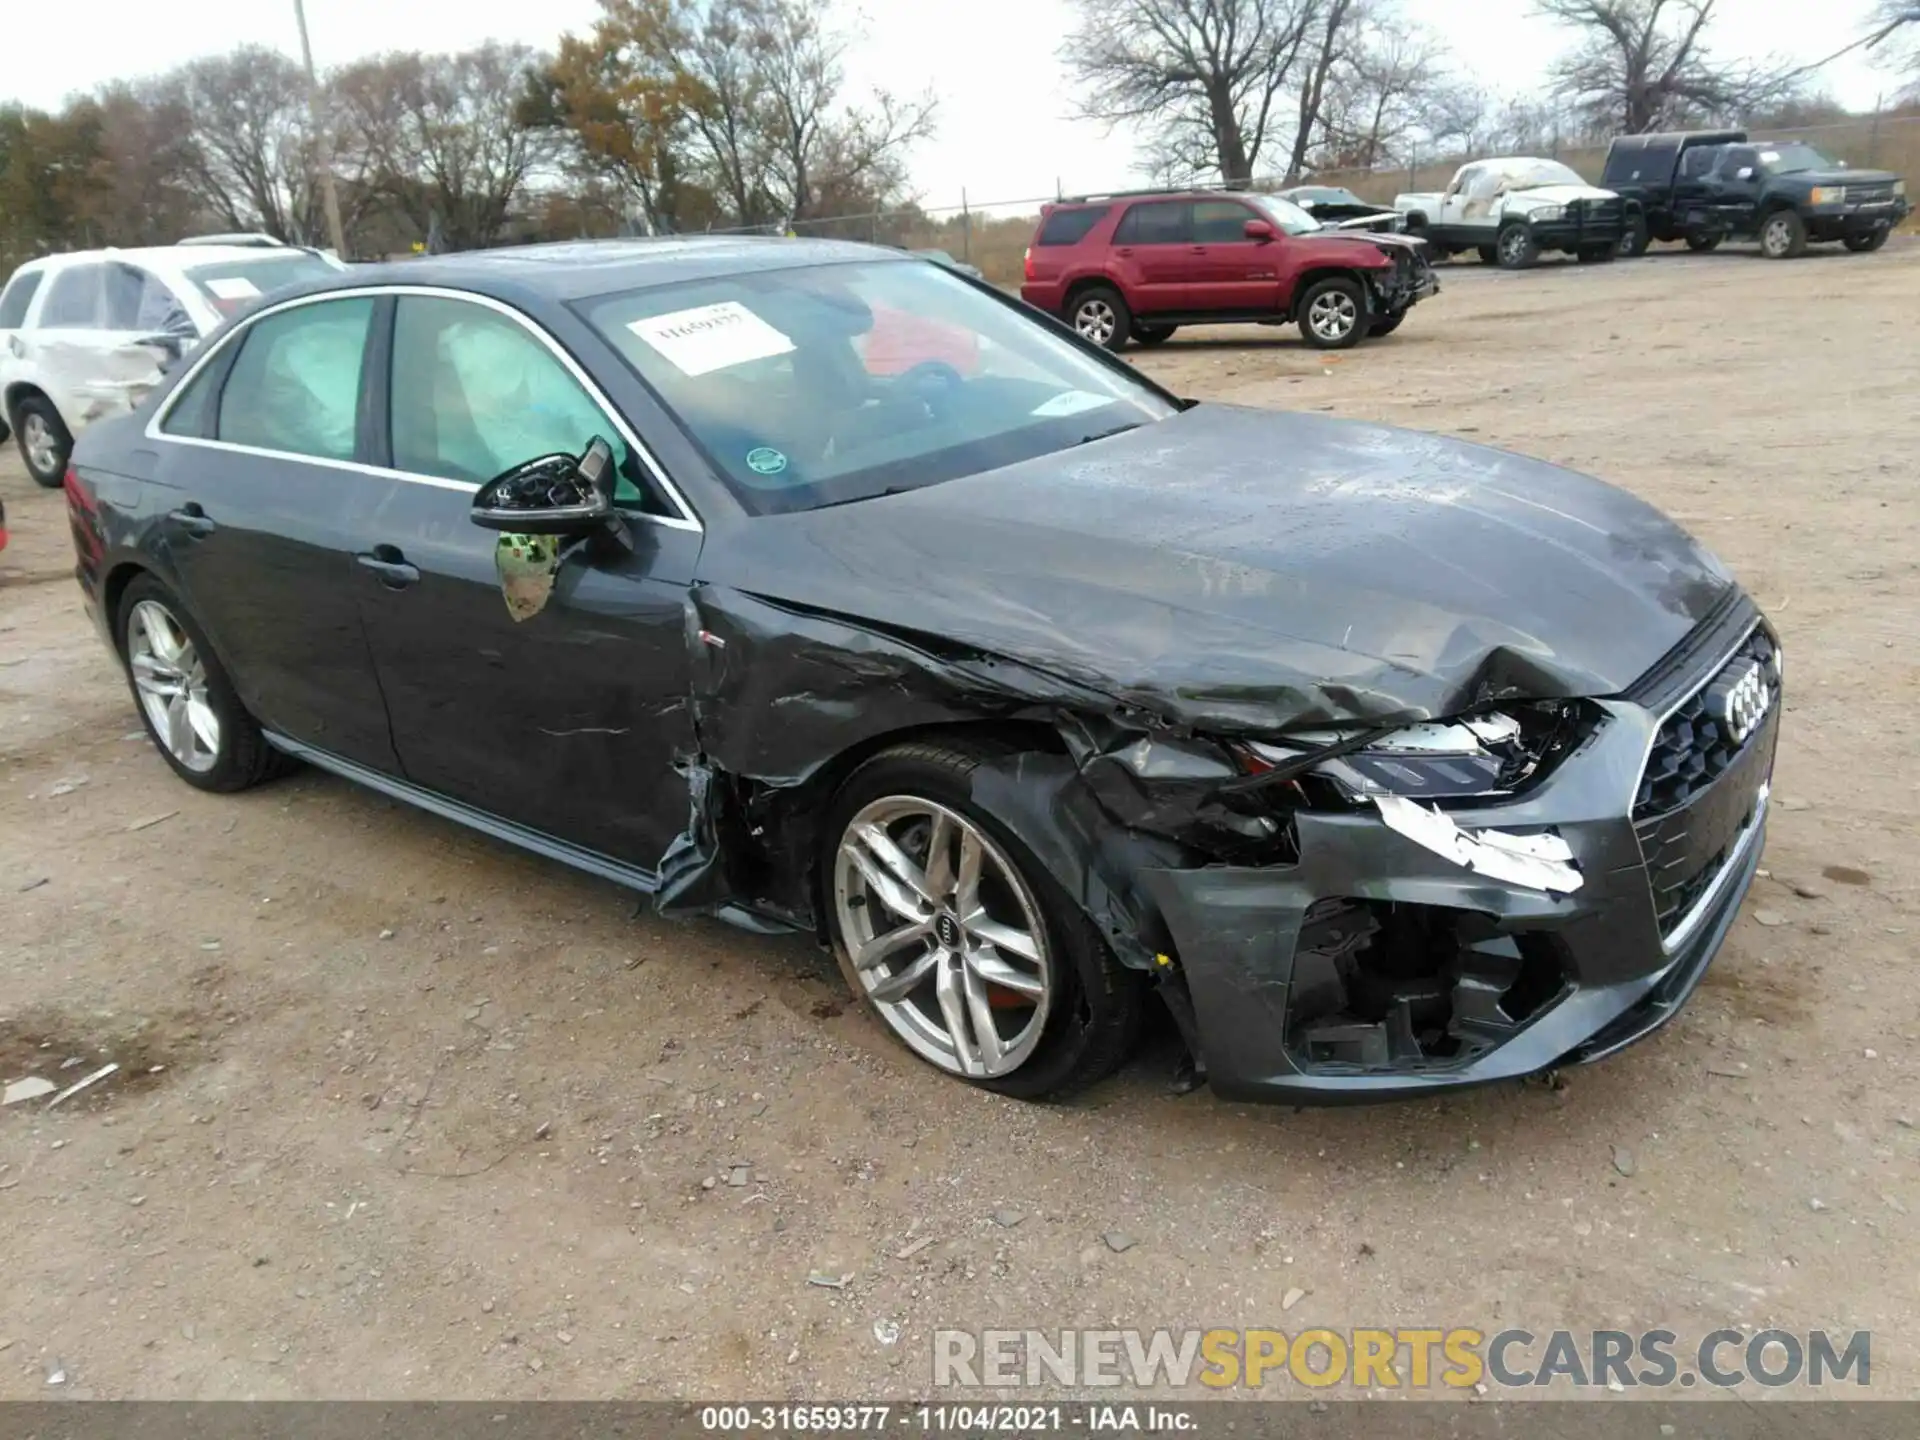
1507 183 1618 206
710 405 1734 734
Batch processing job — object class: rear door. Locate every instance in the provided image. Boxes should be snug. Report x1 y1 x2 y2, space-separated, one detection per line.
1187 199 1279 312
1110 201 1198 315
148 293 399 771
0 267 47 417
351 292 702 870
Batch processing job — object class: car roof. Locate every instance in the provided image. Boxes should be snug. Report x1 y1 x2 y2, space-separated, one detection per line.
11 243 330 275
312 236 901 303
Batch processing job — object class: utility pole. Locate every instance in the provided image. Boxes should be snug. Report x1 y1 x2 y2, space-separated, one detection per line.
292 0 348 257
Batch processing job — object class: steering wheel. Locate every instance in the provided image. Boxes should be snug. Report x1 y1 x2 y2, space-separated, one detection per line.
892 360 967 417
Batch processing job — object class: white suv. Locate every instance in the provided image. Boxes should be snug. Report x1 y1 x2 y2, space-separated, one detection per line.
0 243 346 486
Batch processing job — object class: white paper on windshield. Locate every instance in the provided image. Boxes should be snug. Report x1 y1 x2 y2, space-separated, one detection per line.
205 277 261 300
1031 389 1114 418
627 301 795 376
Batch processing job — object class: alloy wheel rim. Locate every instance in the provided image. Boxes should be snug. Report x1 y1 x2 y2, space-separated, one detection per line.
833 796 1052 1079
1308 291 1357 340
22 414 58 475
127 599 221 773
1076 300 1116 344
1763 217 1791 255
1501 229 1527 263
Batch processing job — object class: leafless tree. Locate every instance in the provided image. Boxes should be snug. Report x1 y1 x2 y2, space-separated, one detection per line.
1534 0 1801 133
1861 2 1920 99
168 46 324 242
1063 0 1324 186
1310 10 1453 170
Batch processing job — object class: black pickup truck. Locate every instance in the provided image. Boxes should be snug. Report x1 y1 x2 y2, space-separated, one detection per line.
1602 129 1910 259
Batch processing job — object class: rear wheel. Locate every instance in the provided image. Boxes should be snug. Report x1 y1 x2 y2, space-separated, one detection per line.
1844 226 1889 253
1131 323 1176 346
12 395 71 488
1685 232 1722 252
1760 209 1808 259
823 741 1144 1100
1496 223 1539 269
1069 286 1131 351
116 576 288 793
1617 211 1650 258
1296 276 1370 349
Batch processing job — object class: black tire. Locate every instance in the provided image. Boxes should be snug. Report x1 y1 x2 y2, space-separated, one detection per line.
821 739 1145 1101
116 574 289 793
1476 245 1498 264
1576 243 1615 264
1369 312 1405 336
1295 275 1370 350
1131 323 1176 346
1844 227 1889 253
1495 222 1539 269
1685 232 1722 252
1068 285 1131 351
1760 208 1808 259
1617 211 1650 258
11 394 72 488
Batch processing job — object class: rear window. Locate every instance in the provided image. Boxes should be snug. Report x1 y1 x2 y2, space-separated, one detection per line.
185 253 342 318
1036 206 1109 246
0 269 43 328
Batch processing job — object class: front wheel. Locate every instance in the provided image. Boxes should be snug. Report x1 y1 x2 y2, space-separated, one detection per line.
12 395 71 488
1844 227 1889 253
1296 276 1370 349
1069 286 1131 351
824 741 1144 1100
1760 209 1808 259
1496 223 1539 269
117 576 288 793
1617 211 1650 258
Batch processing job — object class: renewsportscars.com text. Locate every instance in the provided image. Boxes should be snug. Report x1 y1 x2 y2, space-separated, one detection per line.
933 1327 1871 1390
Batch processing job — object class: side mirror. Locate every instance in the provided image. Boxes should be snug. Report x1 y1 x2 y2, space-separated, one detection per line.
471 436 617 536
1243 218 1276 242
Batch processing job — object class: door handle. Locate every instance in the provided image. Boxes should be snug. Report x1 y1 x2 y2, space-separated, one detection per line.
356 544 420 589
1115 247 1134 256
167 503 216 538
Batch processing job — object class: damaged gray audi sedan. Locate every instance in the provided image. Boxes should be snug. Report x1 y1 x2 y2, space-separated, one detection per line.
66 237 1780 1103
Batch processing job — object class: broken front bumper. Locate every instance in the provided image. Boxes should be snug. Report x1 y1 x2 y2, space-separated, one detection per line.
1142 608 1780 1103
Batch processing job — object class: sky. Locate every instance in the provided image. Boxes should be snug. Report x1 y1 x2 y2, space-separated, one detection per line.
3 0 1898 214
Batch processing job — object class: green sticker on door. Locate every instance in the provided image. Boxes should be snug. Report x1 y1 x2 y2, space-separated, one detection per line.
746 446 788 476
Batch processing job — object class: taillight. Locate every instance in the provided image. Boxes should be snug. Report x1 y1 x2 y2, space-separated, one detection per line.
1023 247 1035 282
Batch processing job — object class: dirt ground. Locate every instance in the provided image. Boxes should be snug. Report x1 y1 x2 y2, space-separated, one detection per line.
1 243 1916 1402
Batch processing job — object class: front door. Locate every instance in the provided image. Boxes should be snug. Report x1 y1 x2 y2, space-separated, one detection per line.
1706 146 1764 234
352 293 702 871
1187 199 1280 311
148 293 399 771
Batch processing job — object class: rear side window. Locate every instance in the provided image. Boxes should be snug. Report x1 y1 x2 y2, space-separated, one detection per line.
1114 201 1193 245
161 358 222 439
1036 206 1109 246
217 297 374 462
38 265 109 328
0 270 43 328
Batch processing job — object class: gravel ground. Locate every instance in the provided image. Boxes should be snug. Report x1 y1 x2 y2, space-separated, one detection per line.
0 241 1915 1401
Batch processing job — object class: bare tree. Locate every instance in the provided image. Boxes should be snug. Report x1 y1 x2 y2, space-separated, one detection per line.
1534 0 1801 133
335 44 555 251
1062 0 1323 186
1310 8 1452 170
1862 2 1920 99
168 46 323 241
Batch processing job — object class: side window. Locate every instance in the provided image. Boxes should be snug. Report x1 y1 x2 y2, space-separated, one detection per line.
0 270 44 329
1722 147 1759 177
160 355 223 438
38 265 108 328
1192 200 1255 243
1679 146 1720 180
1113 201 1192 245
1036 206 1109 246
217 297 374 462
104 264 194 335
389 296 657 510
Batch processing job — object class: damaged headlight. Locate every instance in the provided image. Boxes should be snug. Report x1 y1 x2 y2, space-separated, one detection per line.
1528 205 1565 223
1239 701 1591 804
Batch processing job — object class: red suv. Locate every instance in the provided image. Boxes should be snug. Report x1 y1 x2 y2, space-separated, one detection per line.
1021 189 1437 351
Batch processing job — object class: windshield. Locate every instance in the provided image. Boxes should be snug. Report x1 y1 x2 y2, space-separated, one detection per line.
1292 188 1363 206
185 253 343 317
1247 195 1324 235
579 259 1178 516
1757 143 1837 174
1499 159 1584 189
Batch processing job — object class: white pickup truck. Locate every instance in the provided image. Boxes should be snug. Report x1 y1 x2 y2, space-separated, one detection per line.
1394 157 1628 268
